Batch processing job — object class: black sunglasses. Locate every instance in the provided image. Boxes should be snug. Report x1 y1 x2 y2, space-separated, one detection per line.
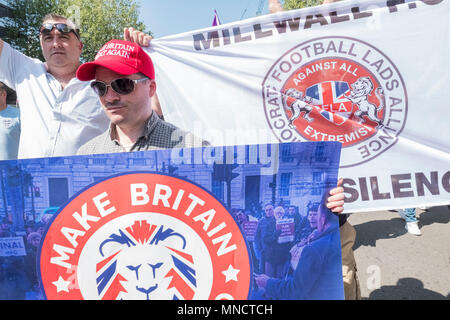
90 77 149 97
40 23 80 40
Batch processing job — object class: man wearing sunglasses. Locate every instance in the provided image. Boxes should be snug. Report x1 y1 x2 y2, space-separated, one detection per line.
76 39 206 155
0 13 111 159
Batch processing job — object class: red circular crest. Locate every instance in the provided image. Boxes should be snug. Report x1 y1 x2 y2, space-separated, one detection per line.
39 172 251 300
282 58 383 147
263 36 407 168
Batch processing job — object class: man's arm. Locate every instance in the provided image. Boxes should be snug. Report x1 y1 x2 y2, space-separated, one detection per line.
0 38 33 90
0 38 16 89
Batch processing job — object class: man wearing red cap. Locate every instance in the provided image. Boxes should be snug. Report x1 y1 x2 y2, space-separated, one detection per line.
0 15 155 160
76 39 206 155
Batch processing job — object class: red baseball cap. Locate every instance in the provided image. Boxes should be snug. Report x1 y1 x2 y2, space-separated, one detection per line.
76 39 155 81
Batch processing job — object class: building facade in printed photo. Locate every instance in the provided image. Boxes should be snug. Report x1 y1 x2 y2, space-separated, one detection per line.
0 142 340 232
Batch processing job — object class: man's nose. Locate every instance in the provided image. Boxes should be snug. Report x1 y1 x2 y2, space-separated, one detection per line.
51 33 64 48
102 85 121 104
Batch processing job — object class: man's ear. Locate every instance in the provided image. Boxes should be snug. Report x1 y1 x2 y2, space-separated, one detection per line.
149 80 157 97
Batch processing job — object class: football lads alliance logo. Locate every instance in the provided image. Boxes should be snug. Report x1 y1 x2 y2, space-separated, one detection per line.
39 173 251 300
263 36 408 168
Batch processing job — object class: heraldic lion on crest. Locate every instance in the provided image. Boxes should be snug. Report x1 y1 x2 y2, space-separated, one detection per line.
282 88 315 128
346 77 385 128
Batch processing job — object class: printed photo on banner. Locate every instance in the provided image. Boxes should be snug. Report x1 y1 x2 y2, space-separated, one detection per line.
0 141 343 300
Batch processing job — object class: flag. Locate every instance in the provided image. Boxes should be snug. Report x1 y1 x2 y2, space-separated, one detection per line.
211 9 221 26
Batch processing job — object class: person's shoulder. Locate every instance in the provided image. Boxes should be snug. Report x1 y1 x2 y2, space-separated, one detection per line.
1 106 20 118
154 117 178 132
154 117 209 148
72 77 97 90
77 130 109 156
8 106 20 116
0 42 46 89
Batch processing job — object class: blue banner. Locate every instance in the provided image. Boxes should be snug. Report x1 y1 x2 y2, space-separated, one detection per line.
0 141 343 300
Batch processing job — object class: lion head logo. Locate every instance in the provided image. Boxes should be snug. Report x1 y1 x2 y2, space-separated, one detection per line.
95 220 197 300
349 77 374 98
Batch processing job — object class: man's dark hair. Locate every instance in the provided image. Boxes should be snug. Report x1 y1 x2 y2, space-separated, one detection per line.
307 202 320 215
42 13 77 27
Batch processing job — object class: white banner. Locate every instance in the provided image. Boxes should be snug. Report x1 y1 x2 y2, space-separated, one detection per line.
148 0 450 212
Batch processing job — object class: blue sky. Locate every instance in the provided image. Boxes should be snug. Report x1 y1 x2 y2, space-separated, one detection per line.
138 0 274 38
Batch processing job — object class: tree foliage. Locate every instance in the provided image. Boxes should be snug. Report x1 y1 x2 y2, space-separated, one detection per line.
283 0 322 10
2 0 56 60
2 0 149 62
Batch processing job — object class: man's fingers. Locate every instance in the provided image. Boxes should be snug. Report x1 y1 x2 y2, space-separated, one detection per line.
123 27 152 47
327 179 345 213
143 35 152 46
125 27 136 41
329 203 344 214
123 28 131 41
132 30 139 43
329 186 344 196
